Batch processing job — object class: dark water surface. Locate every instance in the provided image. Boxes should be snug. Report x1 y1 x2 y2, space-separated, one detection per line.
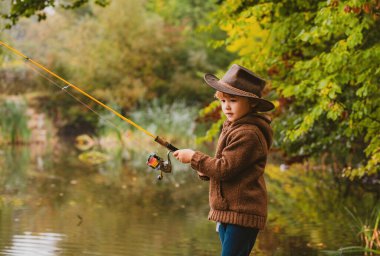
0 145 378 256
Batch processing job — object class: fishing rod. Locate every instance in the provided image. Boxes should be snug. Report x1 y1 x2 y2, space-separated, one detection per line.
0 40 178 180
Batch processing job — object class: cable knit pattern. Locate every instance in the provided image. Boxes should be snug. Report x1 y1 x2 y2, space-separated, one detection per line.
190 113 273 230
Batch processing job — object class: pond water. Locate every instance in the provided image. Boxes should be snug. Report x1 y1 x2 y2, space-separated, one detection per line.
0 143 378 256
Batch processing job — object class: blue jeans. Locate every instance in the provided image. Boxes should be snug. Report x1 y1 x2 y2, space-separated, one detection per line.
218 223 259 256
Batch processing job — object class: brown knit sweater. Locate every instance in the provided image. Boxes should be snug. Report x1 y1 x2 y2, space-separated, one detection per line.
190 113 273 230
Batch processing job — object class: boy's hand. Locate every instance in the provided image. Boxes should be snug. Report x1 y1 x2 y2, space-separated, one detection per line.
173 149 195 164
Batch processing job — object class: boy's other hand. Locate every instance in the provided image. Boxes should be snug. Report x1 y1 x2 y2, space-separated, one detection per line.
173 149 195 164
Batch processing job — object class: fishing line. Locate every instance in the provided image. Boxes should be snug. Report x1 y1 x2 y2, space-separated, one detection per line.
0 40 178 152
28 62 172 180
25 61 152 154
0 40 178 180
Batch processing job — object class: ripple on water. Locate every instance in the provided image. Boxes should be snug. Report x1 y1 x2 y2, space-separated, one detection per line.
1 232 65 256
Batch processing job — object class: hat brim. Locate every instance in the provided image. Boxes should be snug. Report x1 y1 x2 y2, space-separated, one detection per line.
204 73 275 112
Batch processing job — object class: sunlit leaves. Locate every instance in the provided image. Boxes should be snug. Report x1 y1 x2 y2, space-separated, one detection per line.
196 100 225 144
0 0 109 28
208 0 380 178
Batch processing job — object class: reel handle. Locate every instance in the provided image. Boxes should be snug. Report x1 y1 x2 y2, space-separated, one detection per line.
146 151 173 181
154 136 178 151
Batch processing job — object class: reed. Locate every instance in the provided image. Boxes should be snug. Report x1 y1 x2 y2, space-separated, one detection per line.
323 207 380 255
96 99 200 148
130 99 199 142
0 98 30 144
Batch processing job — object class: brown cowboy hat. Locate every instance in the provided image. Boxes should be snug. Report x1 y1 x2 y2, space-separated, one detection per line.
204 64 275 112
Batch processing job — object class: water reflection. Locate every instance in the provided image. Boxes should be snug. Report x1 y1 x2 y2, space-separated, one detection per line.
3 232 64 256
0 143 218 256
0 144 378 255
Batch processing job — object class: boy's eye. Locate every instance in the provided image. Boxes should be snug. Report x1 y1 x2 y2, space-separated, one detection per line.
221 100 226 103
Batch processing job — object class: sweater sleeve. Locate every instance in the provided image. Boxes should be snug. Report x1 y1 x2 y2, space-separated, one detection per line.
198 174 210 181
190 128 265 181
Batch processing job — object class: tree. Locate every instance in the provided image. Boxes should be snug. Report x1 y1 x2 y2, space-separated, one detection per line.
1 0 234 135
0 0 109 28
147 0 236 95
206 0 380 178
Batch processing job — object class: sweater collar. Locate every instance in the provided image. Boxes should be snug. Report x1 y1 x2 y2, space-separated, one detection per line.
222 112 273 149
223 112 271 129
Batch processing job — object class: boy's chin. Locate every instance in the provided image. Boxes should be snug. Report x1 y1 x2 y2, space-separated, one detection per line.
226 114 247 122
225 115 234 121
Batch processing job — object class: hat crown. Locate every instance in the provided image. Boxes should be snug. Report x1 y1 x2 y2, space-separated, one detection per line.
221 64 266 97
203 64 274 112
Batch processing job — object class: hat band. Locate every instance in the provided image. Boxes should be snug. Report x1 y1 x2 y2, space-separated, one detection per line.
219 80 259 98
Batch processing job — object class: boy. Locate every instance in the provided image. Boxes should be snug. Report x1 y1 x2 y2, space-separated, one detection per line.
173 64 274 256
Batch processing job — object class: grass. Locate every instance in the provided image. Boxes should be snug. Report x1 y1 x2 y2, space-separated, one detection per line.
82 99 202 171
0 98 30 144
322 207 380 255
96 99 201 150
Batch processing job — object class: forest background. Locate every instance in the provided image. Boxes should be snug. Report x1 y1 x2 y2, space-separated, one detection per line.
0 0 379 181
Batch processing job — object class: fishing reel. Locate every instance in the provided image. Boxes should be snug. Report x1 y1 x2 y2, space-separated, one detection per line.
146 151 172 180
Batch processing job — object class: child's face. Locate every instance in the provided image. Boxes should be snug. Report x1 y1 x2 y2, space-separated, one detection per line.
220 94 251 122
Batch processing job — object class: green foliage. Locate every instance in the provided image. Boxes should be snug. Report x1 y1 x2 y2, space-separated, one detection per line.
0 0 233 134
94 99 202 167
147 0 237 74
265 163 379 253
96 102 125 143
0 98 30 144
323 207 380 255
147 0 216 28
130 99 199 144
196 99 225 144
0 0 109 28
208 0 380 178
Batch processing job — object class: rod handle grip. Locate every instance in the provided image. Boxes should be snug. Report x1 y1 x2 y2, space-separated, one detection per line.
154 136 179 152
